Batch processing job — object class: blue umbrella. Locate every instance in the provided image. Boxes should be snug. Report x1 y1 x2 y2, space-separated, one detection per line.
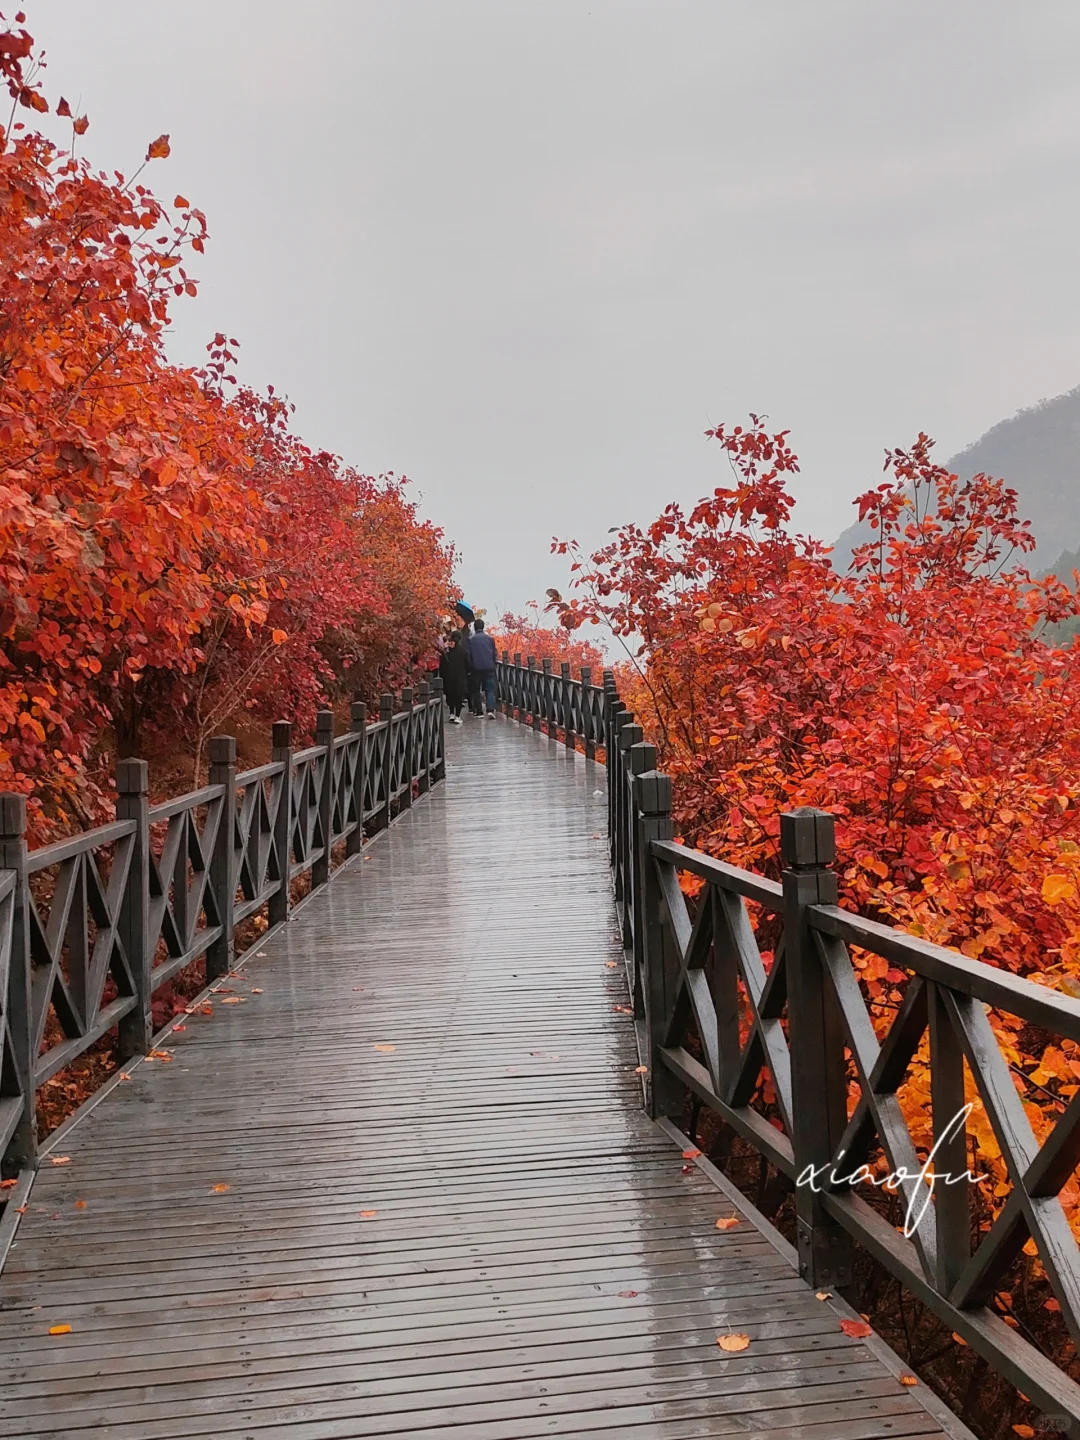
454 600 475 624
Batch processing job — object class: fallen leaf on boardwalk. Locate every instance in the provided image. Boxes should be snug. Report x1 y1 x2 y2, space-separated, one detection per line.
255 951 267 957
951 1332 968 1347
682 1148 702 1160
717 1333 750 1352
210 1184 231 1193
14 1206 26 1215
359 1210 378 1219
605 962 618 969
173 1024 186 1031
352 987 364 992
591 833 601 839
612 1005 632 1015
148 1049 172 1062
0 1179 16 1190
899 1374 918 1387
680 1164 694 1174
73 1201 87 1211
200 1005 213 1015
815 1292 832 1301
49 1156 71 1166
634 1065 648 1074
221 997 244 1005
118 1073 132 1082
715 1217 739 1230
617 1290 638 1298
840 1319 872 1338
1012 1427 1035 1438
252 989 263 994
374 1044 396 1053
48 1325 71 1336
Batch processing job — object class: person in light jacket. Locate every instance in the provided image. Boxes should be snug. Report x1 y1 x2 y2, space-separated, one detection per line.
467 618 498 717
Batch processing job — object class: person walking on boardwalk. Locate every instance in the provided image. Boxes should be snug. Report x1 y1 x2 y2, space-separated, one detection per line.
467 617 498 718
439 630 470 724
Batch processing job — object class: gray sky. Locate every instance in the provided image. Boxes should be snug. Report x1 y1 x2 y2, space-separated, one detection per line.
42 1 1080 617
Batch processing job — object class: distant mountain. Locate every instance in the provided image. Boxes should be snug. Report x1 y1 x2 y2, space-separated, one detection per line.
829 386 1080 575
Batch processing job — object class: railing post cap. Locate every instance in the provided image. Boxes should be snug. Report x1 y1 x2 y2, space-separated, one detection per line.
115 757 149 794
560 661 571 676
351 700 367 724
618 721 643 751
628 739 657 772
272 720 293 748
208 735 237 765
634 769 672 816
542 658 552 672
315 708 334 731
0 792 27 836
780 808 836 868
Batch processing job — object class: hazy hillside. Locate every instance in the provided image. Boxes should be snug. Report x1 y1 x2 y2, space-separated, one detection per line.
830 386 1080 575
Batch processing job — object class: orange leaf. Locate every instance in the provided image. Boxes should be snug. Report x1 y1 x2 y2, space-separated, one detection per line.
900 1374 918 1386
715 1217 739 1230
840 1319 872 1338
634 1065 648 1074
682 1148 702 1160
48 1325 72 1336
952 1332 968 1347
815 1291 832 1300
359 1209 377 1219
72 115 88 135
717 1333 750 1352
374 1044 396 1053
147 134 171 160
0 1179 16 1190
118 1073 132 1082
210 1184 230 1193
49 1156 71 1166
174 194 189 208
617 1289 639 1298
1012 1428 1035 1438
73 1200 87 1211
272 629 287 645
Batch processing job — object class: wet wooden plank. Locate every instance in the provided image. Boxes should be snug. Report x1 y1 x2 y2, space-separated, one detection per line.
0 721 966 1438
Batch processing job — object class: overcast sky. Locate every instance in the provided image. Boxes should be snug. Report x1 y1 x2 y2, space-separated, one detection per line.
41 1 1080 617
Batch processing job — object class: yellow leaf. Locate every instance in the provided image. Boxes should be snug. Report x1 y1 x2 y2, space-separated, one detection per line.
900 1374 918 1386
717 1333 750 1352
48 1325 72 1336
210 1184 230 1193
1042 873 1074 906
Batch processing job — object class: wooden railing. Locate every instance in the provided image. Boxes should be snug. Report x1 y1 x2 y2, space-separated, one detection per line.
494 651 606 756
495 653 1080 1433
0 684 445 1179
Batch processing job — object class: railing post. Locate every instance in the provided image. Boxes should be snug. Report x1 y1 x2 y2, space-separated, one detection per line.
633 769 681 1119
269 722 293 926
379 694 394 829
560 663 575 751
527 657 540 731
781 807 852 1291
513 654 523 721
580 667 594 758
417 682 431 793
207 735 237 983
0 794 34 1173
610 706 630 895
313 710 335 890
116 759 151 1060
542 659 554 736
401 687 415 809
430 679 446 782
347 702 367 856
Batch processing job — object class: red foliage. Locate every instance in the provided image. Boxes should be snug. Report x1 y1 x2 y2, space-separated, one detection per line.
0 12 456 832
489 605 606 675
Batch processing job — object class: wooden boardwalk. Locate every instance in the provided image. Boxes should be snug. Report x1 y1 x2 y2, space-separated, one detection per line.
0 719 968 1439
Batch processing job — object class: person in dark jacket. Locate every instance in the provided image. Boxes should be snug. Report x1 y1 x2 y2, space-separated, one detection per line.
438 631 470 724
467 617 498 717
